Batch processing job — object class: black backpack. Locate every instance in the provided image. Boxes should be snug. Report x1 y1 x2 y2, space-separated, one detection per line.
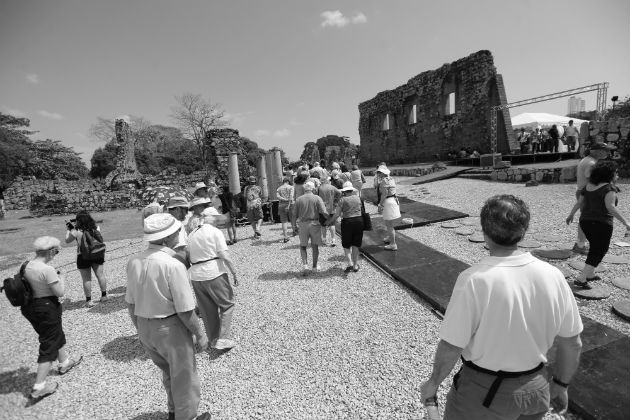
79 229 106 261
1 261 33 307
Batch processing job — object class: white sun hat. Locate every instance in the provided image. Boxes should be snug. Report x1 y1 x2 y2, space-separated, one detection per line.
340 181 356 192
376 165 390 176
144 213 182 242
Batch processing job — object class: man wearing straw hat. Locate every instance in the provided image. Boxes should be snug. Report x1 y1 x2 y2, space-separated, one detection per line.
126 213 210 420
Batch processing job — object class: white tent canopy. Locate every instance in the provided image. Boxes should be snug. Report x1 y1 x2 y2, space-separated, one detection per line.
511 112 588 130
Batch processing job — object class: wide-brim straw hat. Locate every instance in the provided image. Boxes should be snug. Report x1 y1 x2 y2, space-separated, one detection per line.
144 213 182 242
194 182 207 190
340 181 356 192
166 196 190 209
376 165 390 176
189 197 211 208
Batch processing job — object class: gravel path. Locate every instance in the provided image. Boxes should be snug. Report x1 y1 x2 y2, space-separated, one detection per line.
0 177 605 419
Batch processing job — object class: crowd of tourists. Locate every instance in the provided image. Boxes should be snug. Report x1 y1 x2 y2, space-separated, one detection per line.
12 144 626 419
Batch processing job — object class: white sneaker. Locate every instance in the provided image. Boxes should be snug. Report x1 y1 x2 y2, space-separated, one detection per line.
313 265 322 272
86 300 96 307
213 339 237 350
302 264 310 275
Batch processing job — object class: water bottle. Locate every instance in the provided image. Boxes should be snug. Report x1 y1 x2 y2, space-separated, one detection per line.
425 396 442 420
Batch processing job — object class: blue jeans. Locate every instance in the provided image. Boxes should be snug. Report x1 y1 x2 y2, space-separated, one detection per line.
444 364 549 420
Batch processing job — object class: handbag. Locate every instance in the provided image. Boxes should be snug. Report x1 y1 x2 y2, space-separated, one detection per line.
361 199 372 231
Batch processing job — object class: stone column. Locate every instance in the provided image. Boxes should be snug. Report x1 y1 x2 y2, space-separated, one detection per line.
256 155 269 201
266 151 276 200
228 152 241 195
271 148 283 196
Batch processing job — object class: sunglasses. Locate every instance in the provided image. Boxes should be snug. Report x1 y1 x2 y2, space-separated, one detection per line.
49 248 60 255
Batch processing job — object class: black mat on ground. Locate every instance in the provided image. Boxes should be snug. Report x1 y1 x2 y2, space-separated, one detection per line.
360 191 468 230
355 227 629 420
359 230 469 313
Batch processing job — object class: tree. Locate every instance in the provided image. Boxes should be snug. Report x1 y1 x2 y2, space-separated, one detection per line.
240 136 265 167
90 142 118 178
28 139 89 180
170 93 227 169
0 113 35 187
88 115 152 143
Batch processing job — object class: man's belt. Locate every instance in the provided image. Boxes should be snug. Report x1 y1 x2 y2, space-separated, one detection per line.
462 358 544 408
190 257 219 265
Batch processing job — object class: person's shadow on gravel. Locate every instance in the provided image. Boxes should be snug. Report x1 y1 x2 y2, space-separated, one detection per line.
101 334 149 362
87 294 126 315
249 239 281 247
129 411 170 420
0 367 36 399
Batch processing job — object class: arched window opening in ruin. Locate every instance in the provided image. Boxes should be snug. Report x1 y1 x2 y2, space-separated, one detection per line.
445 92 456 115
408 104 417 124
382 113 391 131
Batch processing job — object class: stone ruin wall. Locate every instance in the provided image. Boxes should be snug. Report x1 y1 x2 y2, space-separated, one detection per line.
358 50 515 166
3 128 261 216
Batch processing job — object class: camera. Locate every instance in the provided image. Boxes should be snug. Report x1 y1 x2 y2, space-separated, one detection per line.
65 219 76 230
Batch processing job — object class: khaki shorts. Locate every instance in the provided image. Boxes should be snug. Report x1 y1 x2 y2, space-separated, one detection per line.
298 221 323 247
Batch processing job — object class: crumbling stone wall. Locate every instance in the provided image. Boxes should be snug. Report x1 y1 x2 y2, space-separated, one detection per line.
586 117 630 176
358 50 515 166
203 128 254 187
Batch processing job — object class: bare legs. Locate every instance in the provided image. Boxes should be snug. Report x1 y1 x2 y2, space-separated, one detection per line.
299 245 320 269
79 264 107 301
384 219 397 249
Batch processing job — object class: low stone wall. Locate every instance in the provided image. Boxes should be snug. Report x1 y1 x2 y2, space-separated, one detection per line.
362 166 446 177
490 165 577 183
4 168 212 215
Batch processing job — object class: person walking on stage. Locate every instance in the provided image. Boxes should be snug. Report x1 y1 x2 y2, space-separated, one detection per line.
421 195 583 420
564 120 579 152
293 181 328 274
126 213 210 420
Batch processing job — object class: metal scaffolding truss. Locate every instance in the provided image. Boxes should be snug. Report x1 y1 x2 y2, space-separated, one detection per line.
490 82 609 156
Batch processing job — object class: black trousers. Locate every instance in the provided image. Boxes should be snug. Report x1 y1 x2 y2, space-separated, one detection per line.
21 297 66 363
580 220 613 267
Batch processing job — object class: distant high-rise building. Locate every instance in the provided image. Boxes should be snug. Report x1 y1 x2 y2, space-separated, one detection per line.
568 96 586 115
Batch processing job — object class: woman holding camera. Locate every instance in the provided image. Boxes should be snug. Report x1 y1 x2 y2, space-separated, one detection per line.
65 210 108 307
22 236 82 400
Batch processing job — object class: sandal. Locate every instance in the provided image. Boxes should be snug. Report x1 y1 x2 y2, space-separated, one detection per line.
58 355 83 375
573 280 592 290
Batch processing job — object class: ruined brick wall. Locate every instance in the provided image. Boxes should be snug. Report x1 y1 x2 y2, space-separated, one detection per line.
358 50 515 166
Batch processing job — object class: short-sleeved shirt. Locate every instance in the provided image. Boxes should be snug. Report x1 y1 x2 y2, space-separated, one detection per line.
339 195 362 219
576 156 597 189
126 244 196 318
565 125 579 137
24 260 60 298
277 184 294 206
293 192 327 222
318 184 341 213
440 253 583 372
187 224 229 281
67 226 102 255
378 177 397 199
244 185 262 209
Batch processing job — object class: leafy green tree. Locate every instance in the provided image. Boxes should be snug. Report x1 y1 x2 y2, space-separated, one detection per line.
0 113 34 187
28 139 89 180
90 142 118 178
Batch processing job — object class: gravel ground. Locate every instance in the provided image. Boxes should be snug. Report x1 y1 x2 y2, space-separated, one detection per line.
0 177 606 419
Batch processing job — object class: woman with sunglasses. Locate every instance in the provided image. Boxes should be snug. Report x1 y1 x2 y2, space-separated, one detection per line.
21 236 82 400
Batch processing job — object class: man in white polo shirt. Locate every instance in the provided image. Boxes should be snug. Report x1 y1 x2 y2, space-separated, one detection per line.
126 213 210 420
421 195 583 420
188 207 238 351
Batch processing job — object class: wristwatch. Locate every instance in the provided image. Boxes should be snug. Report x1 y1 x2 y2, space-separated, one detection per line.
552 376 569 388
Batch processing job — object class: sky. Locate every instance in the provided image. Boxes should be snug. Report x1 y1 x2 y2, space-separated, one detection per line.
1 0 629 164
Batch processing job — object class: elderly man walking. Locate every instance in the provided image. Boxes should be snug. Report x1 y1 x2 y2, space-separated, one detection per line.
244 176 263 239
421 195 583 420
126 213 210 420
293 181 328 274
188 207 239 351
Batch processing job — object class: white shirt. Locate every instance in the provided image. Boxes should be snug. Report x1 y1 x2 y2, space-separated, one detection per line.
577 156 597 189
187 224 228 281
440 253 583 372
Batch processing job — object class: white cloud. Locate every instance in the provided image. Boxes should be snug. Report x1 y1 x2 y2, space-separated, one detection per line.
321 10 349 28
38 110 64 120
321 10 367 28
273 129 290 138
1 105 27 117
352 12 367 24
288 119 302 127
254 129 270 137
26 73 40 84
223 111 254 126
